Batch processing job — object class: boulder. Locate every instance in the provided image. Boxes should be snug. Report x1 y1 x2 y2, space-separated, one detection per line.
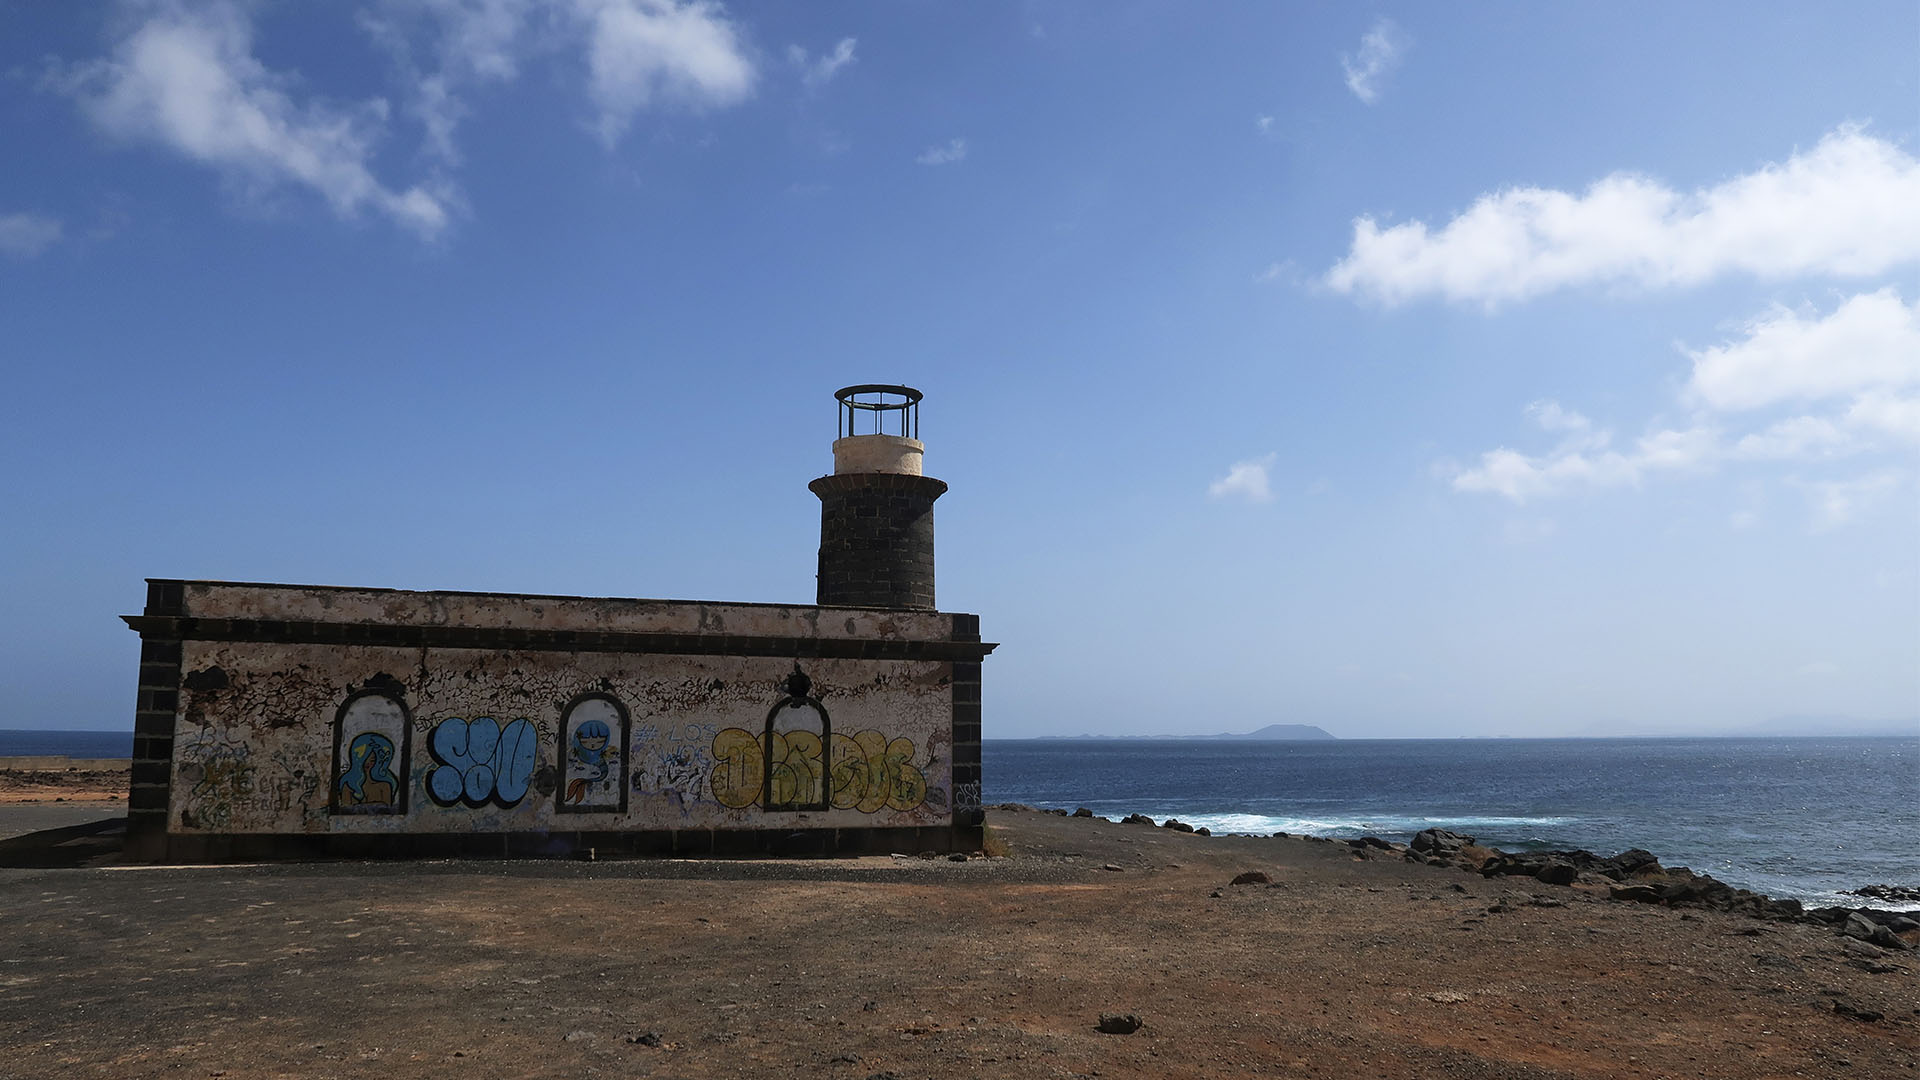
1161 819 1195 833
1229 871 1272 886
1095 1013 1143 1035
1608 884 1663 904
1121 813 1155 826
1072 807 1094 818
1842 912 1908 950
1534 861 1578 887
1410 828 1473 855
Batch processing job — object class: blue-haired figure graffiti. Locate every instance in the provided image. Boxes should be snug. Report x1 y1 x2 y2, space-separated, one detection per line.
566 720 610 802
558 695 627 812
330 691 409 816
336 732 398 809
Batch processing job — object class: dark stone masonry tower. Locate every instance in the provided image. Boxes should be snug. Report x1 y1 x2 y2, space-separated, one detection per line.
810 385 945 610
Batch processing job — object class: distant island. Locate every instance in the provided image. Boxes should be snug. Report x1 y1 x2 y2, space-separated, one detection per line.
1036 724 1336 741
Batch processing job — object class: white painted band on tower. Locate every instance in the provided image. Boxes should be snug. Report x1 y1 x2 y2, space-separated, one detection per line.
832 434 924 476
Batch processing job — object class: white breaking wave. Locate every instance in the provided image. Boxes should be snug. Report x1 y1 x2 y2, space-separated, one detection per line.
1160 811 1575 837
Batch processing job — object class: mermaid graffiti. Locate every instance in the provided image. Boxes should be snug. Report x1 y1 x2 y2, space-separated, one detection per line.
560 696 626 811
336 732 398 810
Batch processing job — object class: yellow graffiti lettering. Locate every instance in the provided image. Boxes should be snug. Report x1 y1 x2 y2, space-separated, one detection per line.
709 727 763 809
715 727 927 813
767 730 823 808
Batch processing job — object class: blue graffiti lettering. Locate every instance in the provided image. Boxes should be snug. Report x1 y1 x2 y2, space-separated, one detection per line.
426 717 538 808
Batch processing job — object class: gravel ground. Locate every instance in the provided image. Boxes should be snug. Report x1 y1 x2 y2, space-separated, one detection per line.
1 806 1914 1079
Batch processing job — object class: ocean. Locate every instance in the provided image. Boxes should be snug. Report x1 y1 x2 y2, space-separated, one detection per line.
984 736 1920 911
0 729 133 758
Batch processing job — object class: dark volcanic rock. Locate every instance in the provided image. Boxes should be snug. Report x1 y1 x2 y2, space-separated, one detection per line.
1095 1013 1144 1034
1842 912 1909 950
1410 828 1473 855
1121 813 1156 826
1534 861 1578 886
1229 871 1272 886
1161 819 1195 833
1849 884 1920 903
1072 807 1094 818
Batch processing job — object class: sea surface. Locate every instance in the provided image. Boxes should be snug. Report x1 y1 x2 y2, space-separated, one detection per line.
985 736 1920 911
0 729 133 758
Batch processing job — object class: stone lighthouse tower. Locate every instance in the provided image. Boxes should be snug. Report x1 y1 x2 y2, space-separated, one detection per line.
809 385 945 610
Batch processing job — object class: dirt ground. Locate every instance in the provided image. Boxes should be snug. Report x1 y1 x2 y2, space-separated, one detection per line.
0 767 127 806
1 805 1914 1080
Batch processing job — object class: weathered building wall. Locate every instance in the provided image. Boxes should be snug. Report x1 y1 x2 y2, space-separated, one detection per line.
125 580 989 861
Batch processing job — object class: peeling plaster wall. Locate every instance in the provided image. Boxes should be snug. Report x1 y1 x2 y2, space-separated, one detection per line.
170 581 953 641
171 643 954 835
128 581 989 856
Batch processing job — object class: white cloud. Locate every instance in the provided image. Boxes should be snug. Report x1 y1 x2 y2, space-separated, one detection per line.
916 137 968 166
1341 18 1406 105
1209 454 1277 503
1846 389 1920 442
1799 470 1904 531
1685 287 1920 411
0 213 63 258
1455 293 1918 514
789 37 855 90
1451 426 1716 502
1730 415 1854 460
1254 114 1273 134
1326 126 1920 306
574 0 755 146
360 0 535 164
1525 399 1591 434
61 2 448 236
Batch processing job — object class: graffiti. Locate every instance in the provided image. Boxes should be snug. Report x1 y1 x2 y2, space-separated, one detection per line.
338 733 399 807
709 728 929 812
331 691 410 815
558 695 627 813
829 731 927 812
710 727 764 809
951 780 981 814
178 732 254 830
425 717 539 808
635 743 709 796
266 749 321 816
770 730 826 808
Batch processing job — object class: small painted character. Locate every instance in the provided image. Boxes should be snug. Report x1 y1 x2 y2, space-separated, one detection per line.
337 732 397 807
565 718 612 805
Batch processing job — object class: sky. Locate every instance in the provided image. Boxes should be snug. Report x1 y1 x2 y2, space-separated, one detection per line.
2 1 1916 739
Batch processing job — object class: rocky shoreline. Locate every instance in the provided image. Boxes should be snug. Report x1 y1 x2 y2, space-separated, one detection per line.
1001 804 1920 956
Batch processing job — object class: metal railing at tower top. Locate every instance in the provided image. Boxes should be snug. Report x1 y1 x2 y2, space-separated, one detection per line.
834 384 922 440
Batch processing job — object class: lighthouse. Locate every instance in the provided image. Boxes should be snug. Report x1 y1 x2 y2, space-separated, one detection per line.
809 385 946 610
